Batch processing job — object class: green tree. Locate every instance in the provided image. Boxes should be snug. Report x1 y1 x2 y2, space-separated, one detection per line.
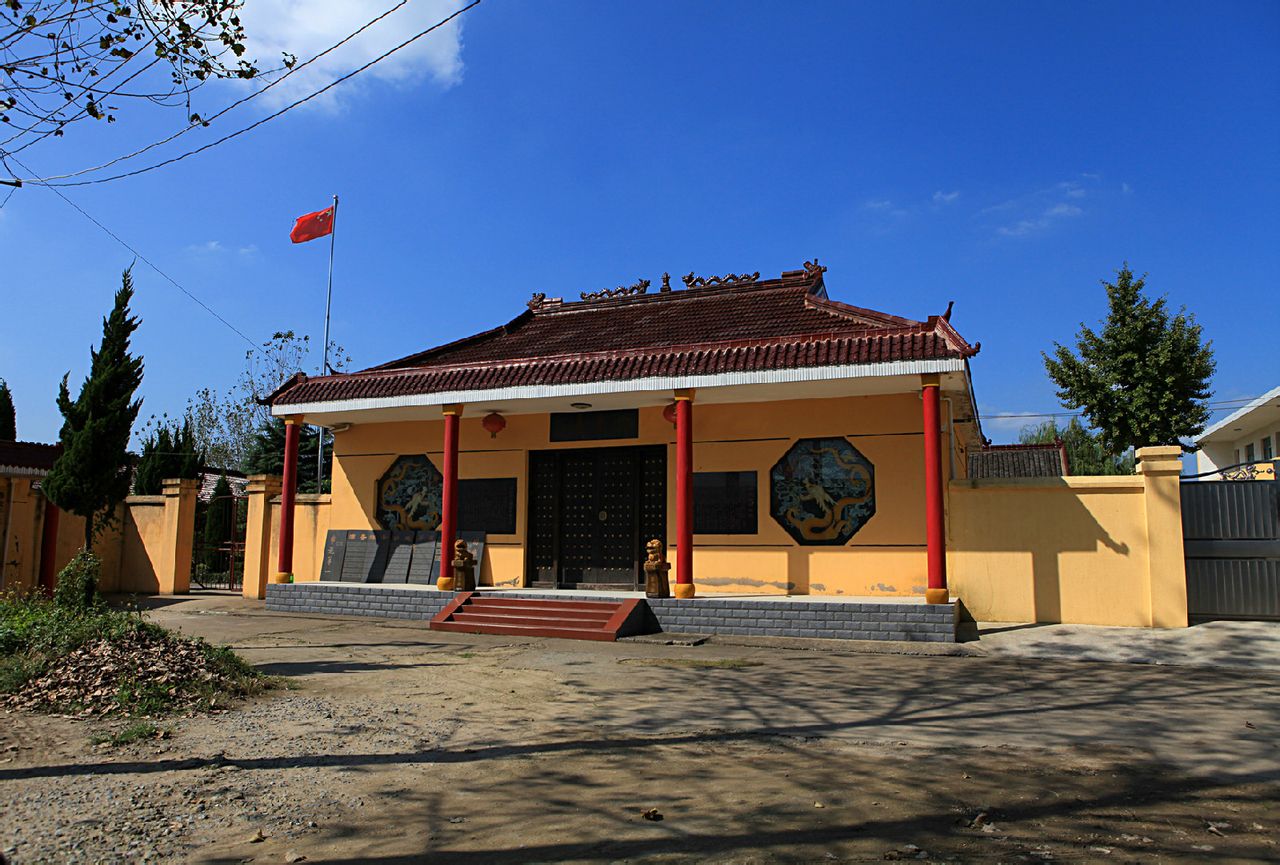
133 418 204 495
242 417 329 493
1018 418 1134 476
1043 264 1215 454
201 473 235 572
183 331 350 472
43 268 145 547
0 377 14 440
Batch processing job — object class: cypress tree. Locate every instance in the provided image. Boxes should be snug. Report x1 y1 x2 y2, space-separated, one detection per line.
43 269 145 547
0 378 14 440
1043 264 1215 454
202 473 234 571
133 419 204 495
242 417 328 492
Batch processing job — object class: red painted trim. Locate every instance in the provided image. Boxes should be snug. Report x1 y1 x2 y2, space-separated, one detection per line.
440 411 460 574
922 385 947 592
430 590 475 627
675 398 694 586
602 598 644 636
38 502 60 595
277 420 300 575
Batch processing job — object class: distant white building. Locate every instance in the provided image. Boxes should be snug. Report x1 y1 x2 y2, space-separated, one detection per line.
1195 385 1280 478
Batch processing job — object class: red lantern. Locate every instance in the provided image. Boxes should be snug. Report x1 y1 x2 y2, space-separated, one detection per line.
482 412 507 438
662 402 678 425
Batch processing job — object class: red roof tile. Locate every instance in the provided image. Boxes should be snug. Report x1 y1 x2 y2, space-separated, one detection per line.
271 266 977 407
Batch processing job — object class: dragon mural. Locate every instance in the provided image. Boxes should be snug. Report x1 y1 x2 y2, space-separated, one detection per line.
769 437 876 545
376 455 443 531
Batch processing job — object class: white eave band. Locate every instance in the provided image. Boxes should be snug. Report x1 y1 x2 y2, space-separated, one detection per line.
0 466 50 478
272 358 967 417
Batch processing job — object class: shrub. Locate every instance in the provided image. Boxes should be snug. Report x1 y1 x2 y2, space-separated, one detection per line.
53 549 101 611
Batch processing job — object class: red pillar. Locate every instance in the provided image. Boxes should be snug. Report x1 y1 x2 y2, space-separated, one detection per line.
674 393 695 598
275 417 301 581
922 381 948 603
38 500 60 595
440 405 462 584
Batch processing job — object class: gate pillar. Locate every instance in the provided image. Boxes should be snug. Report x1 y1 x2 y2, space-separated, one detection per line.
1138 446 1188 628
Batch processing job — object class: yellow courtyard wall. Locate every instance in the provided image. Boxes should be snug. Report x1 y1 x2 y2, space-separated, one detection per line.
948 447 1188 628
118 497 166 593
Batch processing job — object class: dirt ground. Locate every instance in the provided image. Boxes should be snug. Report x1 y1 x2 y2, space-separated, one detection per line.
2 596 1278 864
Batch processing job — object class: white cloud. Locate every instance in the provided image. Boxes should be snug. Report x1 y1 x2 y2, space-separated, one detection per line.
932 190 960 204
991 177 1098 238
1121 182 1133 195
864 199 894 210
996 204 1083 237
238 1 468 111
187 240 224 253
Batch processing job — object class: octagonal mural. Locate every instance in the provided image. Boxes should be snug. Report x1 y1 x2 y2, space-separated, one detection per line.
770 437 875 545
376 455 443 531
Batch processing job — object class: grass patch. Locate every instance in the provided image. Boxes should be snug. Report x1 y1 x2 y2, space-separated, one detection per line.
91 721 167 747
0 589 276 717
618 657 763 669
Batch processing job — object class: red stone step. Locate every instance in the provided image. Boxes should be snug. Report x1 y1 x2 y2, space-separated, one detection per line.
449 611 611 628
429 592 647 642
465 596 624 614
450 606 614 623
431 619 620 641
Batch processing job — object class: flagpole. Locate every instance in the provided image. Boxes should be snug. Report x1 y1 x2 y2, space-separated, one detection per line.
317 194 338 488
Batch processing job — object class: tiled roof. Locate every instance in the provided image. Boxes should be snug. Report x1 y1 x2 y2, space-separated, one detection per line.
198 469 247 502
968 443 1069 479
0 440 62 476
270 266 978 407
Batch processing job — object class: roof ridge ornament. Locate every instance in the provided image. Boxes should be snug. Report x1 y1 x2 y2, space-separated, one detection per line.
802 258 827 277
527 292 564 311
580 278 650 302
681 270 760 289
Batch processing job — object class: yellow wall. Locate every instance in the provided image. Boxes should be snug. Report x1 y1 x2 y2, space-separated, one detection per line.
118 499 167 593
267 494 332 586
949 447 1188 628
1 478 42 592
277 392 946 596
0 481 184 596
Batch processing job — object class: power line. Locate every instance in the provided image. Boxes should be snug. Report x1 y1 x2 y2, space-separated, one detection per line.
981 396 1271 422
5 151 260 350
14 0 412 182
17 0 483 188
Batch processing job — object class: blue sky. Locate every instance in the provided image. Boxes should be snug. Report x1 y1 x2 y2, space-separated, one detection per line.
2 0 1277 445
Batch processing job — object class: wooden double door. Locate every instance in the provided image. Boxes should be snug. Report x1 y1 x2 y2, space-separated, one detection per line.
527 445 666 588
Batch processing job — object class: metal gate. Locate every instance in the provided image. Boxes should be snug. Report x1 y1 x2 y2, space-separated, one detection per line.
1181 476 1280 621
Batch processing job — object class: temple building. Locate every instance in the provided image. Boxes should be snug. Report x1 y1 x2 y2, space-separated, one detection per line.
264 260 982 602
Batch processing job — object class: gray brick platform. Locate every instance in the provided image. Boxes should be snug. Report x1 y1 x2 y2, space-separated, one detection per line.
644 596 956 643
266 583 452 620
266 584 957 643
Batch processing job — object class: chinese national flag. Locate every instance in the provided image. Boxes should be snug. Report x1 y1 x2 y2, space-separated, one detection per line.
290 206 334 244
